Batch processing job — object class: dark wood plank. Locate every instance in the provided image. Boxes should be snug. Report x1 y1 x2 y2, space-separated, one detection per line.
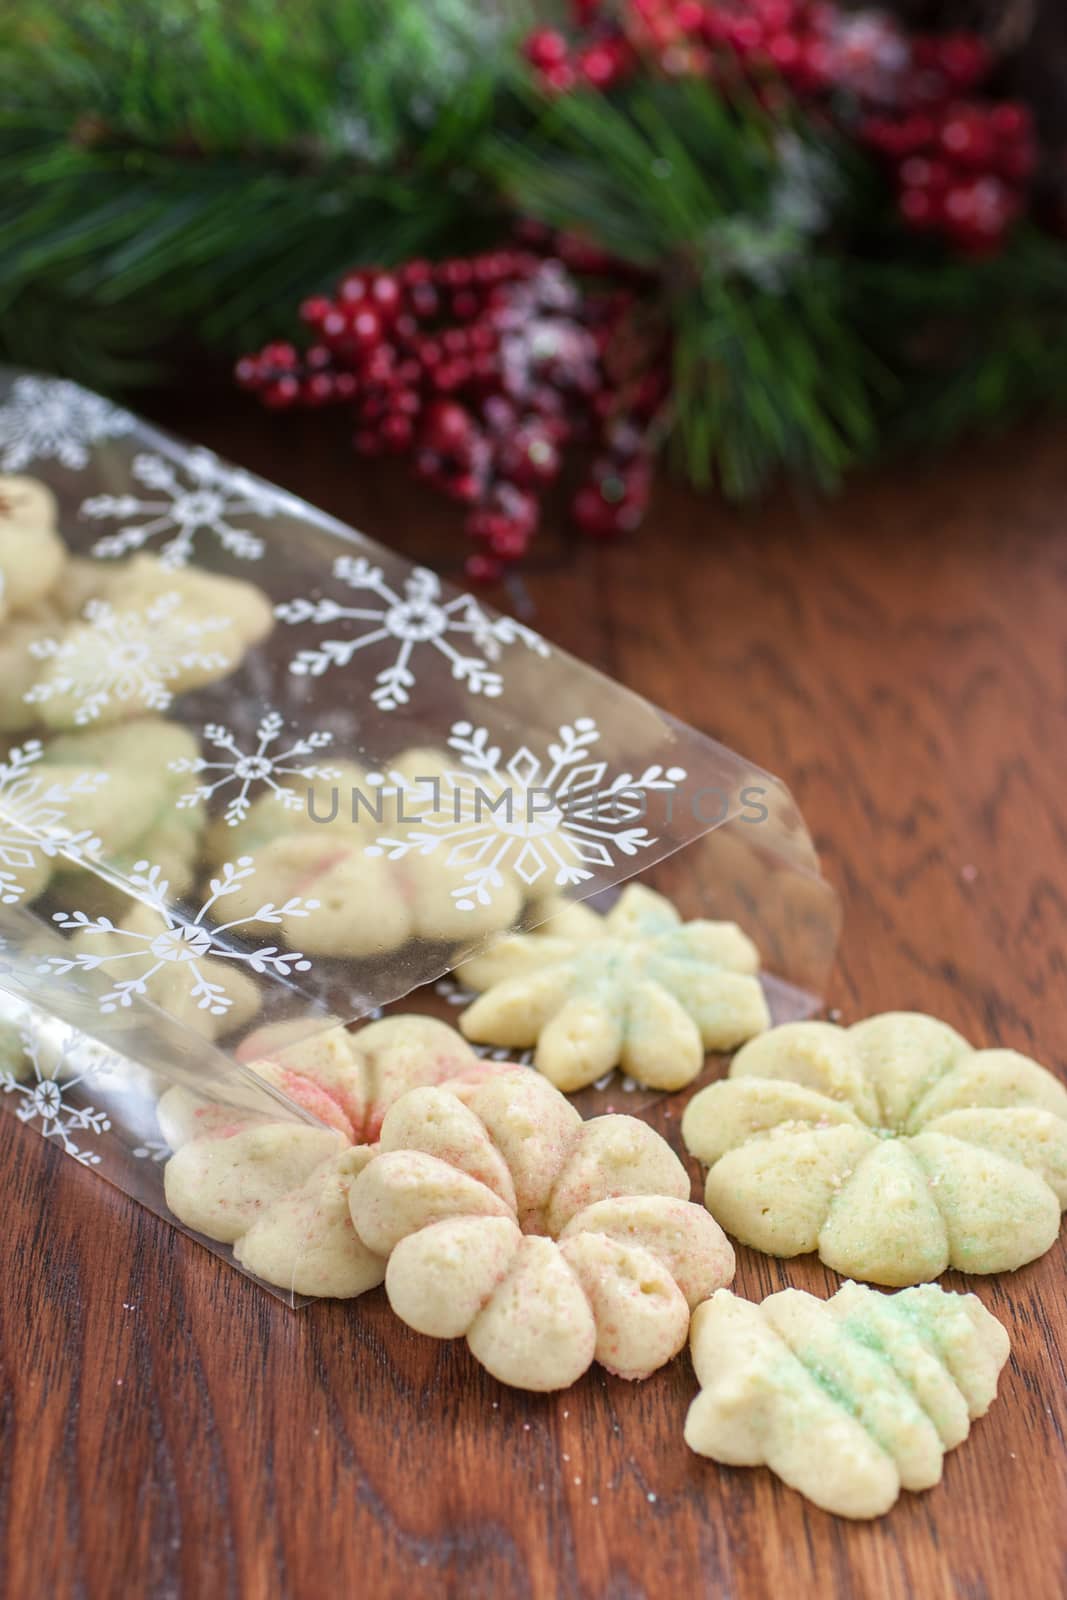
3 391 1066 1599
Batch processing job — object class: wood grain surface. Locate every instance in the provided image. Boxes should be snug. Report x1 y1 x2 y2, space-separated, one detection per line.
3 394 1067 1600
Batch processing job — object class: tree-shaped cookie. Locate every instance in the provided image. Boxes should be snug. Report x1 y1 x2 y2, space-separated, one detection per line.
683 1012 1067 1283
455 883 770 1092
684 1282 1010 1519
348 1069 736 1390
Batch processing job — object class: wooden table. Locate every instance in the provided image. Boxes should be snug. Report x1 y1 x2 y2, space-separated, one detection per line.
5 395 1067 1599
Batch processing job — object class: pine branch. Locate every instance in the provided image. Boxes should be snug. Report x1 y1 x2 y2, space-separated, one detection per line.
0 0 516 386
488 77 880 497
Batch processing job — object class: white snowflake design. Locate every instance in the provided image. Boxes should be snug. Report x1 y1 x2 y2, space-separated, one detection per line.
170 710 340 826
40 857 318 1017
0 375 134 472
275 556 548 711
0 740 107 903
367 718 686 910
0 1025 112 1165
132 1137 171 1163
24 590 232 725
81 448 283 568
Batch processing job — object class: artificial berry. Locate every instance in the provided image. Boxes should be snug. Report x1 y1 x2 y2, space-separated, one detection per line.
936 34 990 91
577 43 626 89
487 521 531 561
541 61 578 94
299 296 332 326
262 376 300 409
261 341 298 369
304 373 335 405
350 308 383 349
464 552 505 585
380 414 414 451
371 274 401 319
571 485 620 538
423 400 473 454
467 509 513 544
400 259 433 286
524 28 570 70
452 290 481 321
244 237 668 570
409 282 440 319
339 273 369 305
938 106 995 169
943 175 1018 247
442 471 483 503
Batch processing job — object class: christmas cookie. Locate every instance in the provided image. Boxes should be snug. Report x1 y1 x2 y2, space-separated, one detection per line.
161 1016 509 1295
456 883 770 1092
23 554 272 729
0 719 206 909
349 1069 735 1390
682 1012 1067 1284
55 898 264 1041
0 474 68 621
19 557 107 625
41 718 207 914
234 1012 499 1142
0 621 60 732
684 1282 1010 1519
103 553 274 648
200 752 524 956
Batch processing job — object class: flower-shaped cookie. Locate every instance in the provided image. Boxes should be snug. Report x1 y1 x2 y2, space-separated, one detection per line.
455 883 770 1092
349 1069 736 1390
684 1281 1009 1519
682 1012 1067 1284
0 474 67 621
200 750 525 956
41 718 207 916
24 554 272 729
161 1016 508 1295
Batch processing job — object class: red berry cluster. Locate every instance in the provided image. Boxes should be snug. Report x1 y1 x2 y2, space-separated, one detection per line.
524 3 897 98
862 93 1035 254
523 2 1036 254
236 240 663 583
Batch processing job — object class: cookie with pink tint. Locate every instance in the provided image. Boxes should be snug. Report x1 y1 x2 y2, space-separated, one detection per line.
349 1070 735 1391
199 748 525 957
160 1015 517 1296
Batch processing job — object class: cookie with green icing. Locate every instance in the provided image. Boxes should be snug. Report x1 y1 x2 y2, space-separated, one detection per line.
683 1012 1067 1283
456 883 770 1092
684 1281 1009 1519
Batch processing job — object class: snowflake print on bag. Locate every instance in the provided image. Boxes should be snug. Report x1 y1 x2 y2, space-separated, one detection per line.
0 1025 112 1165
81 448 284 568
24 591 232 724
170 710 340 826
0 375 134 472
40 857 319 1017
367 718 686 910
275 556 548 710
0 740 107 903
